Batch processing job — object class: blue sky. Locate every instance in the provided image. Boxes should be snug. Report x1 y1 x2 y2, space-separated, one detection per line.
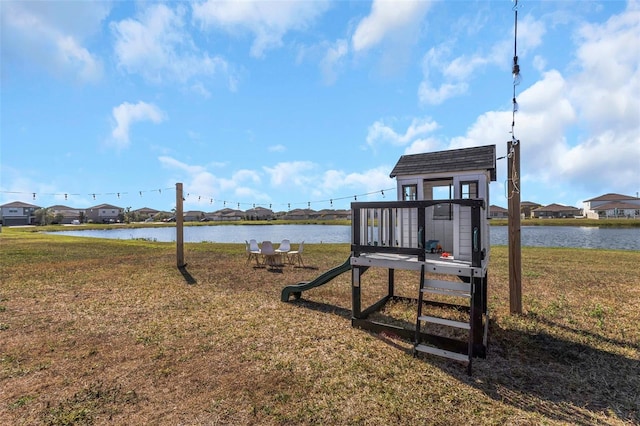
1 0 638 212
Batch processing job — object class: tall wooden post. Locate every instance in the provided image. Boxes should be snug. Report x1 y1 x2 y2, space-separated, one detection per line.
176 182 185 268
507 141 522 314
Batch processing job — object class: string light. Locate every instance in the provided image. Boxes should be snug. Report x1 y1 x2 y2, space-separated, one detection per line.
511 0 521 142
508 0 522 198
2 186 394 210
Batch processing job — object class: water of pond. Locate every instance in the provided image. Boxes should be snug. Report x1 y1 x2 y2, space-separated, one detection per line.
48 224 640 250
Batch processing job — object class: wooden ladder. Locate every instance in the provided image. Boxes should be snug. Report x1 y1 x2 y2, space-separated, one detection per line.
414 264 475 375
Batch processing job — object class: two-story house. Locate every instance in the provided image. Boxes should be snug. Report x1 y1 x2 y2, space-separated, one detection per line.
583 193 640 219
0 201 40 226
85 204 123 223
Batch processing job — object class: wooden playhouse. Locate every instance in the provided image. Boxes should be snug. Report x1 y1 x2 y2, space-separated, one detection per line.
350 144 496 373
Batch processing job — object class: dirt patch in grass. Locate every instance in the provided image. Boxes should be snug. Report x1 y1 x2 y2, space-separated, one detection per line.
1 230 638 425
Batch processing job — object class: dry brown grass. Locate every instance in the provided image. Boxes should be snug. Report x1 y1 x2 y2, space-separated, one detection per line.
1 229 638 425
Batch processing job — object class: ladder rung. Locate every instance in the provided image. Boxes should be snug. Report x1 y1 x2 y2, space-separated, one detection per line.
414 344 469 363
422 279 471 297
421 288 471 298
418 315 470 329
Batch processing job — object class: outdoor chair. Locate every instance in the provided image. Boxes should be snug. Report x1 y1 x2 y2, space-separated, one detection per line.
260 241 281 269
275 239 291 263
246 240 261 265
288 241 305 267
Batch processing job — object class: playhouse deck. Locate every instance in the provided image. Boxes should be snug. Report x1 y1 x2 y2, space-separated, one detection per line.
350 251 488 276
349 199 490 374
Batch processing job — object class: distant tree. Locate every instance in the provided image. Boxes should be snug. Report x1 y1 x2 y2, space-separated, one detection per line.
34 208 54 226
123 207 133 224
53 213 64 224
155 212 172 222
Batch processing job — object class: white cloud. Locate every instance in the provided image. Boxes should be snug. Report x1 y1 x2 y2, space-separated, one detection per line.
351 0 432 52
320 39 349 85
418 80 469 106
1 1 106 83
110 101 166 149
268 144 286 153
404 138 442 155
570 2 640 134
418 14 546 105
111 4 231 88
158 156 264 207
263 161 316 187
319 167 395 198
192 0 330 58
437 3 639 203
366 117 439 149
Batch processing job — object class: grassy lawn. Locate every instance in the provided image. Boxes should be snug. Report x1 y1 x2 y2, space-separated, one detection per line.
1 228 638 425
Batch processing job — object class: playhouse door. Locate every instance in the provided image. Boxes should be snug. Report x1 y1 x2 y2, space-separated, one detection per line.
454 179 480 261
398 184 419 248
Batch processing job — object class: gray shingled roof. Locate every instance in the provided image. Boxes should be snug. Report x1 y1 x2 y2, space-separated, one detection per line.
533 203 581 212
584 193 638 202
389 145 496 181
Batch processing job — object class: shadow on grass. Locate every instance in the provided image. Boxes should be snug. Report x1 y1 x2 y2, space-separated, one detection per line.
289 298 639 424
291 299 351 320
178 265 197 285
290 300 412 353
474 316 640 425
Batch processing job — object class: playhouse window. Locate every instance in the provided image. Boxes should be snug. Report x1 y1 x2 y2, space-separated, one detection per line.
402 184 417 201
431 182 453 220
461 181 478 199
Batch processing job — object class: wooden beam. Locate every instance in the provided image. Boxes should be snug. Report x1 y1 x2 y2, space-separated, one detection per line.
507 141 522 314
176 182 185 268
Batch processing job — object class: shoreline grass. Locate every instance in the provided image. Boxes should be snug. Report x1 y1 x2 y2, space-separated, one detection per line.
7 216 640 233
1 228 638 425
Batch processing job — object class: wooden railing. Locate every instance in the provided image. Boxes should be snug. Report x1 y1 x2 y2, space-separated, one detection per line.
351 199 486 267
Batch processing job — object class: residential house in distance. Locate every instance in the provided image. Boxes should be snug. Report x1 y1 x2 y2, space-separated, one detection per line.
49 205 83 224
583 193 640 219
85 204 123 223
489 205 508 218
244 206 274 220
184 210 205 222
281 208 317 220
532 203 582 218
134 207 160 221
521 201 542 218
316 209 352 220
207 208 244 221
0 201 40 226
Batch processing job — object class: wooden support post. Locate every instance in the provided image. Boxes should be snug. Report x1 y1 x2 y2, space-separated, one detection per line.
352 266 362 319
507 141 522 314
176 182 185 268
